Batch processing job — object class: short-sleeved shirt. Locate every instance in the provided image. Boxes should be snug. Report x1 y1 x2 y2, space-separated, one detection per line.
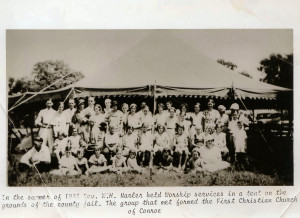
112 156 126 168
191 112 204 128
154 113 167 125
203 109 220 134
90 113 106 127
20 144 51 165
123 132 138 150
140 114 154 129
139 133 153 148
127 113 142 129
154 132 170 148
63 108 76 124
35 108 56 126
89 154 107 166
165 116 177 130
175 133 188 148
59 155 77 169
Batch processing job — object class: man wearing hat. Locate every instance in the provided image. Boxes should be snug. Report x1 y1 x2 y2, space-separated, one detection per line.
216 105 229 127
230 103 240 117
19 137 51 172
106 100 123 134
35 98 56 152
72 98 87 133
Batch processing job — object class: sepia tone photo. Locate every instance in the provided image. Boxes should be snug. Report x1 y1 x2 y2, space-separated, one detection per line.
7 29 293 187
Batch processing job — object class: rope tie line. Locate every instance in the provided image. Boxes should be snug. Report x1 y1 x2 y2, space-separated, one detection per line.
8 71 74 112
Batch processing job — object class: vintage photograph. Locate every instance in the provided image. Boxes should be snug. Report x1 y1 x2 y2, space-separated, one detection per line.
7 30 293 187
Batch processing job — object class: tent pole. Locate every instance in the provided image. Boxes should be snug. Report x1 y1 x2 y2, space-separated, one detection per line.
153 81 157 115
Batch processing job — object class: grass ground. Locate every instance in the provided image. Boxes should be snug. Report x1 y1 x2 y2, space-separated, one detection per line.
8 154 289 187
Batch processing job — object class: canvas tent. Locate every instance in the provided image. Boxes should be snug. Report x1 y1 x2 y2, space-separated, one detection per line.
8 30 292 109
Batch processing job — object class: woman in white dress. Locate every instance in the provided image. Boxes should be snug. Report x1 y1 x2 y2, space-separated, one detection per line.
53 102 68 137
200 135 230 173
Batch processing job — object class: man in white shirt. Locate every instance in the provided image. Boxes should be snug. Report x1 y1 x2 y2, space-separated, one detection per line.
19 137 51 173
190 103 204 136
63 99 77 134
35 99 56 152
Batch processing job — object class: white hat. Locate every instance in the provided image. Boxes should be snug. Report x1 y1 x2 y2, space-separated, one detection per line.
130 103 137 109
205 134 214 142
230 103 240 110
105 99 111 104
218 105 226 112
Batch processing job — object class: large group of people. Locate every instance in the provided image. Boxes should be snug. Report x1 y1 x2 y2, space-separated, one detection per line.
19 97 251 176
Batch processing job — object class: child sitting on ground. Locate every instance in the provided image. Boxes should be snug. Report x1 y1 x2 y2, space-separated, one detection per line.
53 131 69 161
200 135 230 173
126 149 145 174
157 148 174 174
88 146 108 174
76 148 89 175
50 146 81 176
185 150 203 174
173 124 189 171
232 120 248 170
110 148 127 174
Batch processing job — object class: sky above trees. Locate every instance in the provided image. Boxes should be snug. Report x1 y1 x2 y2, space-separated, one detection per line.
7 30 292 81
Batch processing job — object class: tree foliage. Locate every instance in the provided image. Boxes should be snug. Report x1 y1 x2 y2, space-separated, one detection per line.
239 71 252 78
9 60 84 95
217 59 237 70
217 59 252 78
258 53 293 88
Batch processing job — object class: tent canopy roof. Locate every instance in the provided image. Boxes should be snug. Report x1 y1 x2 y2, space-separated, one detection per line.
75 30 290 93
